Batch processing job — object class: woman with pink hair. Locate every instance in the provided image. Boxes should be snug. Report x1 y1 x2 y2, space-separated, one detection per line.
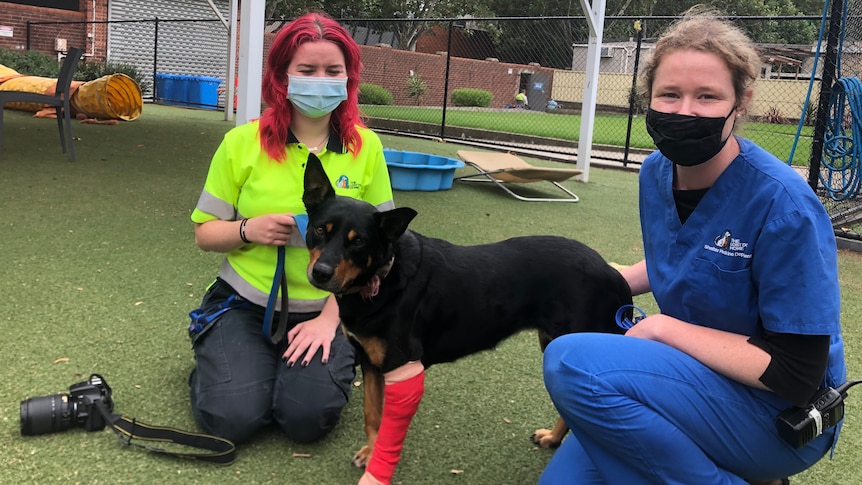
188 11 393 446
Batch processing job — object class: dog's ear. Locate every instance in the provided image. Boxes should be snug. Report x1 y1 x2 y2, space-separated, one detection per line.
375 207 418 242
303 153 335 211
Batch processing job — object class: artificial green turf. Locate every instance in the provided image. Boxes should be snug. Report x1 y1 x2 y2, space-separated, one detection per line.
0 104 859 484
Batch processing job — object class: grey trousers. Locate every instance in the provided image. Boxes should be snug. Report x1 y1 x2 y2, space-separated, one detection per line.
189 279 356 444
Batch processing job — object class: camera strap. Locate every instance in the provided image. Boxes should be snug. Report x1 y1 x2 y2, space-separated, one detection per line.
92 400 236 464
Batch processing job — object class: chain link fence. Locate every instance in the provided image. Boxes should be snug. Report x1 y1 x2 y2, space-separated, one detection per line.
811 1 862 245
340 16 828 168
25 14 862 242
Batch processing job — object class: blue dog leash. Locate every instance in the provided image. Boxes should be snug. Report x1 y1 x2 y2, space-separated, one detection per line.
188 294 249 343
262 214 308 344
614 304 648 330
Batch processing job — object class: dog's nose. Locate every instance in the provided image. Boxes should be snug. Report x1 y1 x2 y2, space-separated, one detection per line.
312 263 334 284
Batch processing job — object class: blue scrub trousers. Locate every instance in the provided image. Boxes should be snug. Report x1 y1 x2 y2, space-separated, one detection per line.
189 279 356 444
539 333 835 484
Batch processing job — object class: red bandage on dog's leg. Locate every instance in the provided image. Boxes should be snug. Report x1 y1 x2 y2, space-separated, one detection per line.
365 371 425 485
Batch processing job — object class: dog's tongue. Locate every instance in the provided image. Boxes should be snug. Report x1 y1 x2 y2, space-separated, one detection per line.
360 274 381 300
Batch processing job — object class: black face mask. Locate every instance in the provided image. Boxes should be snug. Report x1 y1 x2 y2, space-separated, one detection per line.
645 109 735 166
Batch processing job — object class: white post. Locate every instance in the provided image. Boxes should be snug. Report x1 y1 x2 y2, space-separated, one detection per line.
237 0 264 125
577 0 606 183
225 0 238 121
208 0 237 121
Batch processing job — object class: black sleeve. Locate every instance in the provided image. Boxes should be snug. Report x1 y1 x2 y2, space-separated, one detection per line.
748 331 830 408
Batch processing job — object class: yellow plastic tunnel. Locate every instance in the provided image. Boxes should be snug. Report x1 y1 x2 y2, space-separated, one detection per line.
0 67 142 121
70 73 142 121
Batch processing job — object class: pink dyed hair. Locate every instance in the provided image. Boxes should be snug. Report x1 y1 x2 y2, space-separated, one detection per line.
259 12 365 161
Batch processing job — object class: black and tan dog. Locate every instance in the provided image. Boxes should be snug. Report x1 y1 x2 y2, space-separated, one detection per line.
302 153 632 472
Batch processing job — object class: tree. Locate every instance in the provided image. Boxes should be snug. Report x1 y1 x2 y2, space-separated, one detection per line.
266 0 821 56
265 0 376 19
368 1 495 51
266 0 494 51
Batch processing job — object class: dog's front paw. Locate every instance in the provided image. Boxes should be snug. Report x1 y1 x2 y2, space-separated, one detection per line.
352 445 373 468
531 428 563 448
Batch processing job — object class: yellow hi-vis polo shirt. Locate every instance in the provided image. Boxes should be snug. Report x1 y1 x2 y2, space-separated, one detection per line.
191 120 395 312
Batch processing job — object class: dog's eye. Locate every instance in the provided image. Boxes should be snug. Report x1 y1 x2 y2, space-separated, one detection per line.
352 236 365 247
314 226 324 236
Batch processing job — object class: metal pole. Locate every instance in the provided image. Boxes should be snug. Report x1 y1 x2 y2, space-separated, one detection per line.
441 20 454 139
623 19 643 167
153 18 159 101
808 0 845 191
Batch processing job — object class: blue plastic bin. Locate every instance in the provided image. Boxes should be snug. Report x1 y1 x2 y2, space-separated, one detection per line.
155 73 179 105
188 75 221 109
173 75 193 106
154 73 191 106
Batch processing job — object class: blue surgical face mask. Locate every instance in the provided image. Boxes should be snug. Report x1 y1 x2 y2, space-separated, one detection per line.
287 75 348 118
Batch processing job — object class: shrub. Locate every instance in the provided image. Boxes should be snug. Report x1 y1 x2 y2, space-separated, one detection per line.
451 88 492 107
0 48 61 77
358 82 393 105
762 106 789 125
406 75 427 106
75 59 152 96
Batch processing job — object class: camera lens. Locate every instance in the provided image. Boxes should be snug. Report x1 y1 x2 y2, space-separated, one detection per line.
20 394 72 436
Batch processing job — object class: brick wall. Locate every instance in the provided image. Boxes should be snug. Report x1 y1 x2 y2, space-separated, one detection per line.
89 0 109 61
7 7 551 110
358 45 555 109
0 2 87 54
255 33 552 109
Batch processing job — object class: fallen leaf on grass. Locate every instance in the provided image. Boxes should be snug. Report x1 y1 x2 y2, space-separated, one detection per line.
450 469 464 475
53 357 69 364
503 418 512 424
293 453 312 458
134 301 143 306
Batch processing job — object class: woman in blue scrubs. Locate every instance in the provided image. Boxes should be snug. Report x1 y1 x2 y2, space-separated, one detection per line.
540 7 846 485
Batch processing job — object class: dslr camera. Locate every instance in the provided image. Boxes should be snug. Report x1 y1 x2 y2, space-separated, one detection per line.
20 374 113 436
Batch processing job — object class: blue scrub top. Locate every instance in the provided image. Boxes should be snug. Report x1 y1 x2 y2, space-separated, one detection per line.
639 137 846 390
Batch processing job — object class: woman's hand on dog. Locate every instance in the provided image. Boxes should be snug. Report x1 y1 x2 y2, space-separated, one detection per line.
282 295 341 366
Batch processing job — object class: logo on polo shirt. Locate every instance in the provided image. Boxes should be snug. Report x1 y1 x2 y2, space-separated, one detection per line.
705 230 751 259
335 175 361 190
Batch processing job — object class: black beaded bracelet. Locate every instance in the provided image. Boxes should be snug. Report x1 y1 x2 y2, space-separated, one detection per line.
239 218 251 244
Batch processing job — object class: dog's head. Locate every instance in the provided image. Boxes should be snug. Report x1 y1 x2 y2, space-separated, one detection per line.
303 153 417 295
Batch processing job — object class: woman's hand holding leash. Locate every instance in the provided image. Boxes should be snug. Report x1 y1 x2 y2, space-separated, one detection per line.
241 213 303 246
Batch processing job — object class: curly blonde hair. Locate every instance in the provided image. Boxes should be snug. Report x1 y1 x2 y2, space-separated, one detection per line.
637 6 761 111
